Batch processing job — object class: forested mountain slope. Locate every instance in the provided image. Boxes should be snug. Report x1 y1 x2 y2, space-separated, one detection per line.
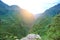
0 1 34 39
30 4 60 40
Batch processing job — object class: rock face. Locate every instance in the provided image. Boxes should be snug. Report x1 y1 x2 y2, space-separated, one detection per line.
20 34 41 40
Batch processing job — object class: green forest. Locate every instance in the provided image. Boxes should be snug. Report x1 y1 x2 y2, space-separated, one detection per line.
0 0 60 40
30 14 60 40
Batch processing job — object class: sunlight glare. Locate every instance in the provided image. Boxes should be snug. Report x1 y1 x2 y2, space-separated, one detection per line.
2 0 58 14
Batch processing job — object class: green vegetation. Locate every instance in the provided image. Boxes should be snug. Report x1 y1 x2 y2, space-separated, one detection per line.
0 7 29 40
0 1 60 40
0 1 29 40
0 12 29 40
30 14 60 40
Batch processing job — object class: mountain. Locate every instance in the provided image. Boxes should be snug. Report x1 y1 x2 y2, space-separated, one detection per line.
43 4 60 17
0 0 26 39
35 3 60 19
0 0 34 25
34 3 60 24
0 1 34 39
0 0 9 15
0 0 34 40
30 4 60 40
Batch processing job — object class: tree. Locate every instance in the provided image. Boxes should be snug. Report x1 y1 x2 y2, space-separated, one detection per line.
30 14 60 40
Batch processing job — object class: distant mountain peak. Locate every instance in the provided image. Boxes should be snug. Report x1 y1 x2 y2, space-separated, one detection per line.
0 1 9 15
43 3 60 17
35 3 60 19
52 3 60 8
11 5 20 8
0 0 9 7
10 5 20 11
56 3 60 6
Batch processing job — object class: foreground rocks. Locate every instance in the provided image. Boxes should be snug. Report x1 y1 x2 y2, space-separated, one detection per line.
20 34 41 40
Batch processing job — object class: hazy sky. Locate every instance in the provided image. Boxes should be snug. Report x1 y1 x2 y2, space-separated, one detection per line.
2 0 60 14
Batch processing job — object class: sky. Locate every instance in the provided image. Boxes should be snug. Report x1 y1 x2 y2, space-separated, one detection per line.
2 0 60 14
